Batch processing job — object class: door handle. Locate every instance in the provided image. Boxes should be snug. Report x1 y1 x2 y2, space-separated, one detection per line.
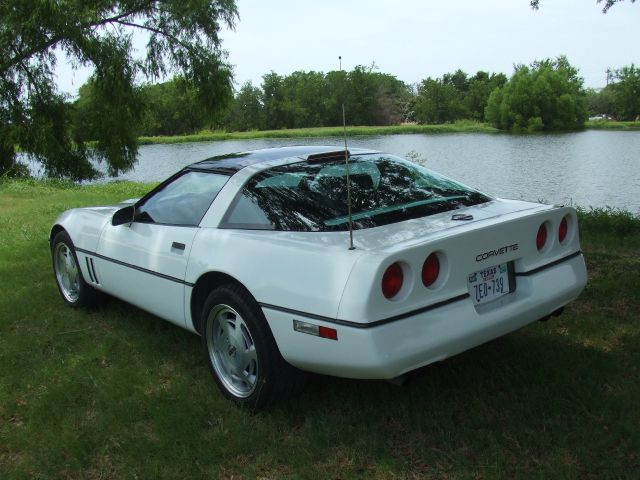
171 242 186 251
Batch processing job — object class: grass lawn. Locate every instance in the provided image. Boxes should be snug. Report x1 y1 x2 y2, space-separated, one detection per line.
135 120 640 147
1 180 639 479
137 121 498 145
584 120 640 131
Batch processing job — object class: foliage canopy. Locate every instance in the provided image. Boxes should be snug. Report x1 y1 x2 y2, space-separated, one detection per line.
70 59 639 142
586 65 640 121
485 57 587 132
606 65 640 120
0 0 237 179
222 66 413 132
414 70 507 124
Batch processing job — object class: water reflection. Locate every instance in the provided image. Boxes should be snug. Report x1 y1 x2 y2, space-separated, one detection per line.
221 154 489 232
20 130 640 213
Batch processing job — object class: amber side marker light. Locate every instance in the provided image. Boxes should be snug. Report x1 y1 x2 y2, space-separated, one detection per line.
382 263 403 299
293 320 338 340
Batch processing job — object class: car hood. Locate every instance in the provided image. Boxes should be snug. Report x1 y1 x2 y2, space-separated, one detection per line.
52 198 139 252
77 198 139 218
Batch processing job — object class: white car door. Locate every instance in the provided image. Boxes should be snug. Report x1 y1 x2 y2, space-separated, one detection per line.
97 222 198 326
95 170 230 327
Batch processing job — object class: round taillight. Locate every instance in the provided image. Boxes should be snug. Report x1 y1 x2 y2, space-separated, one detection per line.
559 217 568 243
422 253 440 287
382 263 403 299
536 223 547 251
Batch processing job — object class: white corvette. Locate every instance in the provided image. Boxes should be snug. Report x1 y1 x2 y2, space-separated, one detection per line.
51 146 587 408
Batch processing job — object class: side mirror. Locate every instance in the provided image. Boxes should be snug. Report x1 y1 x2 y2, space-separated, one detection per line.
112 205 135 226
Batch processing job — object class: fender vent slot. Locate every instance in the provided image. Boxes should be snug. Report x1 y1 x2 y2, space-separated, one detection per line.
85 257 100 285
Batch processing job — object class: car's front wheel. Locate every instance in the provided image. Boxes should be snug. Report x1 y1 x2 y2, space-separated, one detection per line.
51 231 100 308
201 283 299 409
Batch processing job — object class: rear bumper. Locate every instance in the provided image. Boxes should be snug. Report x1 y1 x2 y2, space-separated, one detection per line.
263 253 587 379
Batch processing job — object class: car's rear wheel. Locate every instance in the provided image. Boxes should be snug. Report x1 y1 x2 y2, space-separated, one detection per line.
201 283 299 409
51 231 99 308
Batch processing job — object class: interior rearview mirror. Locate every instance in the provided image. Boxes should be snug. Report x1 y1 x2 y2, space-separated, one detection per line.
112 205 135 226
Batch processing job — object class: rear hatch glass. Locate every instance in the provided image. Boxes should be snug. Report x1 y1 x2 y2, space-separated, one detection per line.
221 153 491 231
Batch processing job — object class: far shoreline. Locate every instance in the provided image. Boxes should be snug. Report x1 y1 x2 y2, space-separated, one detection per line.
137 120 640 146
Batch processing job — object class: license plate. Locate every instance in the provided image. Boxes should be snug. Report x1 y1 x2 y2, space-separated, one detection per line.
468 263 511 305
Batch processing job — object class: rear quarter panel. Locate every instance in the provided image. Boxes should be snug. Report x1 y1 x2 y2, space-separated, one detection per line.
186 228 363 319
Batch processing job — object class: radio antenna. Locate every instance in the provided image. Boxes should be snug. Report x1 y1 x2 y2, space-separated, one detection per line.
340 56 355 250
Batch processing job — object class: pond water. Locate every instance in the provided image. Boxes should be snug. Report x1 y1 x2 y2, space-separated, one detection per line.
28 130 640 213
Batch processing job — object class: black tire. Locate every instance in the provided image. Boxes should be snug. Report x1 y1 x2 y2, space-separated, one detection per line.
201 283 300 409
51 231 100 308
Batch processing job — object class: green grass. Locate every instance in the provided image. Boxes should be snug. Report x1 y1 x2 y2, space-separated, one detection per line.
577 207 640 248
1 180 639 479
136 120 640 146
71 120 640 149
585 120 640 130
138 121 498 145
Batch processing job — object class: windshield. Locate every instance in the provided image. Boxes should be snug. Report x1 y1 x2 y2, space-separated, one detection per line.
221 153 491 231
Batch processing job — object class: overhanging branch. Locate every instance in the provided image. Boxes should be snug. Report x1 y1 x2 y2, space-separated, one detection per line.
114 20 196 53
0 0 157 74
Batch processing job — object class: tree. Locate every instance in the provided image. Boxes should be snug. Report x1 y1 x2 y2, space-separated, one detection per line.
413 70 507 124
324 70 349 126
282 71 327 128
225 81 264 132
414 70 474 124
443 69 470 93
530 0 635 13
369 73 413 125
485 56 587 132
345 65 379 126
585 87 616 117
609 65 640 120
252 66 411 130
1 0 237 179
415 78 465 124
138 78 216 136
464 72 507 121
261 72 287 130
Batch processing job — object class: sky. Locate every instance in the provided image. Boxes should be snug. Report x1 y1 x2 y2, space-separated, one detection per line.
55 0 640 95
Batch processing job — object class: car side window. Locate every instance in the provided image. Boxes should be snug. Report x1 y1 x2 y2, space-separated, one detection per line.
222 193 275 229
136 171 229 226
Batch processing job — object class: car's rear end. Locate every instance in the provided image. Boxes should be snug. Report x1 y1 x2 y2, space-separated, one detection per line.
229 150 587 379
266 200 586 379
